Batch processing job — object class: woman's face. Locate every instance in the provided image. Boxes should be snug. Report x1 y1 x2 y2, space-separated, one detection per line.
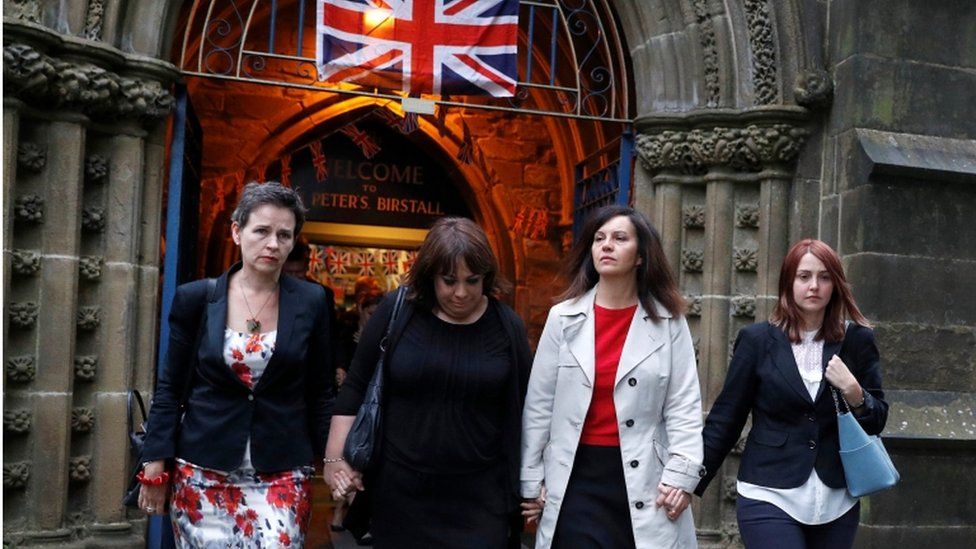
232 204 297 277
792 252 834 320
433 259 485 321
591 215 641 278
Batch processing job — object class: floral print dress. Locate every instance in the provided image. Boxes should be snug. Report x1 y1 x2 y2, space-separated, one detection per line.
171 330 313 548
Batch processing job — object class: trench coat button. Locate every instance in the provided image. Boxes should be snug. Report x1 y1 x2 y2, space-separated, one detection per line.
635 501 645 510
247 394 254 402
628 378 637 387
807 414 815 422
630 460 639 468
625 419 635 428
808 440 816 449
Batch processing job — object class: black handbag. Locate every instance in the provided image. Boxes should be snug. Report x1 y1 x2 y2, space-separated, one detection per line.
122 390 148 507
343 285 407 471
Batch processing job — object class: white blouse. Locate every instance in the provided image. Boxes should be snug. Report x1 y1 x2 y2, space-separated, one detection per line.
737 329 858 524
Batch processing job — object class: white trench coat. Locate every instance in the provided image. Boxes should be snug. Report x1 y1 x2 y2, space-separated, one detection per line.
521 287 704 549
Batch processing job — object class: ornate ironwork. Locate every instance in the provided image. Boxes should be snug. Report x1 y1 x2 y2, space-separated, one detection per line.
178 0 629 122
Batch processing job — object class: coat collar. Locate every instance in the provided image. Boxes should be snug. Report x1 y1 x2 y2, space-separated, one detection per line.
206 262 299 393
559 286 670 388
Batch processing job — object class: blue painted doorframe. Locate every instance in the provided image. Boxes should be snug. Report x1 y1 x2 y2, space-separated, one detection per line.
572 127 635 239
149 83 202 549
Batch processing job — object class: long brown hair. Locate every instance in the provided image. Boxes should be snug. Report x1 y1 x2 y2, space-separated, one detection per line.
560 205 685 320
403 217 510 307
771 239 870 343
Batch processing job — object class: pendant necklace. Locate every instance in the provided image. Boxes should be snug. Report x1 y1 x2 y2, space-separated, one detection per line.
241 280 277 334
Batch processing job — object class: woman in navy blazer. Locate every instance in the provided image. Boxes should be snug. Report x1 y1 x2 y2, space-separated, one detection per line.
139 182 334 547
695 239 889 549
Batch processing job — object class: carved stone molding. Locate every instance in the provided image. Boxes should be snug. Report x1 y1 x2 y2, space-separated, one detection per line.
68 456 92 483
85 154 108 184
686 295 702 317
744 0 778 105
735 205 760 228
636 123 810 174
682 250 704 273
76 306 100 330
692 0 721 108
4 0 41 23
731 295 756 317
3 42 174 122
4 410 32 435
8 301 39 329
11 249 41 276
4 461 31 490
6 356 36 383
682 205 706 229
85 0 105 41
17 142 46 172
81 207 106 233
71 408 95 433
733 248 759 272
794 69 833 108
14 194 44 223
79 256 103 281
74 356 97 381
723 476 739 501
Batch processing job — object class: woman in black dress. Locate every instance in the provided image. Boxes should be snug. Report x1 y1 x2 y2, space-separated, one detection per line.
323 217 532 548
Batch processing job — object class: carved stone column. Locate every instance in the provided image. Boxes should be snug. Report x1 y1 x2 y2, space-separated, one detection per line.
635 108 809 547
2 22 176 546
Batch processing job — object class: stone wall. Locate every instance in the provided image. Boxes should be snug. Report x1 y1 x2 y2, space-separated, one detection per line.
817 1 976 545
3 13 176 547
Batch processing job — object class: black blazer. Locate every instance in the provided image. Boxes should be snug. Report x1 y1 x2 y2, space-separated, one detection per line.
142 263 335 472
695 322 888 496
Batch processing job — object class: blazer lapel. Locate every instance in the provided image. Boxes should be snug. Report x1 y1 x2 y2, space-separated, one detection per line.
203 267 250 390
253 276 298 392
614 304 666 387
768 326 814 405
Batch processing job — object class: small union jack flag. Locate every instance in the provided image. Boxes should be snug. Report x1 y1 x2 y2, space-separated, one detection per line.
309 141 329 180
378 251 399 275
317 0 519 97
339 124 382 158
280 154 292 186
308 245 326 273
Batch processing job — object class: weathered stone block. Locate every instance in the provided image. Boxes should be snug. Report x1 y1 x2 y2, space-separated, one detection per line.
840 180 976 260
845 253 976 326
828 0 976 70
29 393 71 528
874 324 976 392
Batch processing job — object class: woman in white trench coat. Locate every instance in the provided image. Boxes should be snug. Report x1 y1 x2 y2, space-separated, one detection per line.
521 205 704 549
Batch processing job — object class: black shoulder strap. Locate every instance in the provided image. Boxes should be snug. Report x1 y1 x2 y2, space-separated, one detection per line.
180 278 216 408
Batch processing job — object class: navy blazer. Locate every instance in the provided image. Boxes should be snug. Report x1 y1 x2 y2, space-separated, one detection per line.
695 322 888 495
142 263 335 472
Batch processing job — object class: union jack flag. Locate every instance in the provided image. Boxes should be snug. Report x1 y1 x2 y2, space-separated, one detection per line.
339 124 382 158
316 0 519 97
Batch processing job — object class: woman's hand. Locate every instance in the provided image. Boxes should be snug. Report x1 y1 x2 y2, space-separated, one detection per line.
138 460 169 515
324 459 363 500
520 486 547 524
655 483 691 521
825 354 864 407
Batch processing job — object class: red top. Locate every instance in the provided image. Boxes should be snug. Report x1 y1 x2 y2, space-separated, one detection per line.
580 303 637 446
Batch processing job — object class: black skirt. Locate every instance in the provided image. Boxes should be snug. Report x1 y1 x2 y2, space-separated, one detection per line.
552 444 636 549
369 458 511 549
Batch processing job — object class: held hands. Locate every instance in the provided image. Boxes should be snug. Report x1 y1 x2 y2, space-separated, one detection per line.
825 355 864 407
324 459 364 501
520 485 547 525
655 483 691 521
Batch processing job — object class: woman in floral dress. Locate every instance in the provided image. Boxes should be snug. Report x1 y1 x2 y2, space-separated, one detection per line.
140 182 335 547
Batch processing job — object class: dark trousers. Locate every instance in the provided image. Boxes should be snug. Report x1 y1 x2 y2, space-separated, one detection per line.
736 495 860 549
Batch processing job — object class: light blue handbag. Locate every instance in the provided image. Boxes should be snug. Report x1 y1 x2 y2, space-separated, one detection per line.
830 386 900 497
